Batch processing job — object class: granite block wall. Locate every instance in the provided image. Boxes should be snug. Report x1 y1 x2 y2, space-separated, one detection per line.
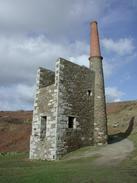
56 58 94 158
30 57 107 160
30 67 57 160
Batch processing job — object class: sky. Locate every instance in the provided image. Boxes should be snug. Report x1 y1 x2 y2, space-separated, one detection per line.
0 0 137 110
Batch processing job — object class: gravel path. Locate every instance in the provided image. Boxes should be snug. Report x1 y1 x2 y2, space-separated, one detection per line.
93 139 134 166
64 139 134 166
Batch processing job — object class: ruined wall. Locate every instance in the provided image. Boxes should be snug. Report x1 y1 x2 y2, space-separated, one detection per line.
37 67 55 88
30 67 57 160
56 58 94 158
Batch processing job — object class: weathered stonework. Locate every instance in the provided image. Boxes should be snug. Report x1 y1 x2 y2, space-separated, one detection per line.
89 57 108 145
30 21 108 160
56 58 94 158
30 67 57 160
30 58 96 160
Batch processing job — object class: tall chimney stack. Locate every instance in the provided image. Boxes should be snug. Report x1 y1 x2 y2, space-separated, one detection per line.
90 21 101 57
89 21 108 145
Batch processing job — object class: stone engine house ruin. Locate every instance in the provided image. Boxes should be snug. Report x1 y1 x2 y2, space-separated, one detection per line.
30 21 108 160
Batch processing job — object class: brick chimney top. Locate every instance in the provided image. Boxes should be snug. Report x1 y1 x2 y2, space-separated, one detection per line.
90 20 97 25
90 21 101 58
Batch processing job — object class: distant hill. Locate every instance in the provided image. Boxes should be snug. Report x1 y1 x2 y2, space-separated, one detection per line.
0 111 32 152
107 101 137 135
0 101 137 152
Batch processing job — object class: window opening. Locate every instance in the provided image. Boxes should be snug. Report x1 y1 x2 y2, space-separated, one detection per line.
40 116 47 139
87 90 92 96
68 116 76 128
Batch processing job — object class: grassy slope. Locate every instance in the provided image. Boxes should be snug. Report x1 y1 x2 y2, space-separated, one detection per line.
0 101 137 183
0 137 137 183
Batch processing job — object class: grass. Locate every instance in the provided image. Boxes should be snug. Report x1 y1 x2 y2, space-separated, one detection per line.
1 135 137 183
62 145 101 160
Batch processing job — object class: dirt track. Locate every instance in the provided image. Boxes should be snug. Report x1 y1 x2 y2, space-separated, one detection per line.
64 139 134 166
93 139 134 166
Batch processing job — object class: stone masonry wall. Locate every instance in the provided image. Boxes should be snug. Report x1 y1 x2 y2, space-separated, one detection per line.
37 67 55 88
30 67 57 160
56 58 94 158
89 57 108 145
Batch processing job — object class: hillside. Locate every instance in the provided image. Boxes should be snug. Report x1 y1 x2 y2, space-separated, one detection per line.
107 101 137 135
0 111 32 152
0 101 137 152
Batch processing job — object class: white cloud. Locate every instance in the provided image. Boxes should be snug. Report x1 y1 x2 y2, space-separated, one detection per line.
0 0 136 110
105 87 125 102
69 54 89 67
103 59 116 78
0 35 89 86
102 38 135 55
0 84 34 110
0 0 107 37
16 84 34 103
0 35 90 110
0 34 132 110
113 98 121 102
